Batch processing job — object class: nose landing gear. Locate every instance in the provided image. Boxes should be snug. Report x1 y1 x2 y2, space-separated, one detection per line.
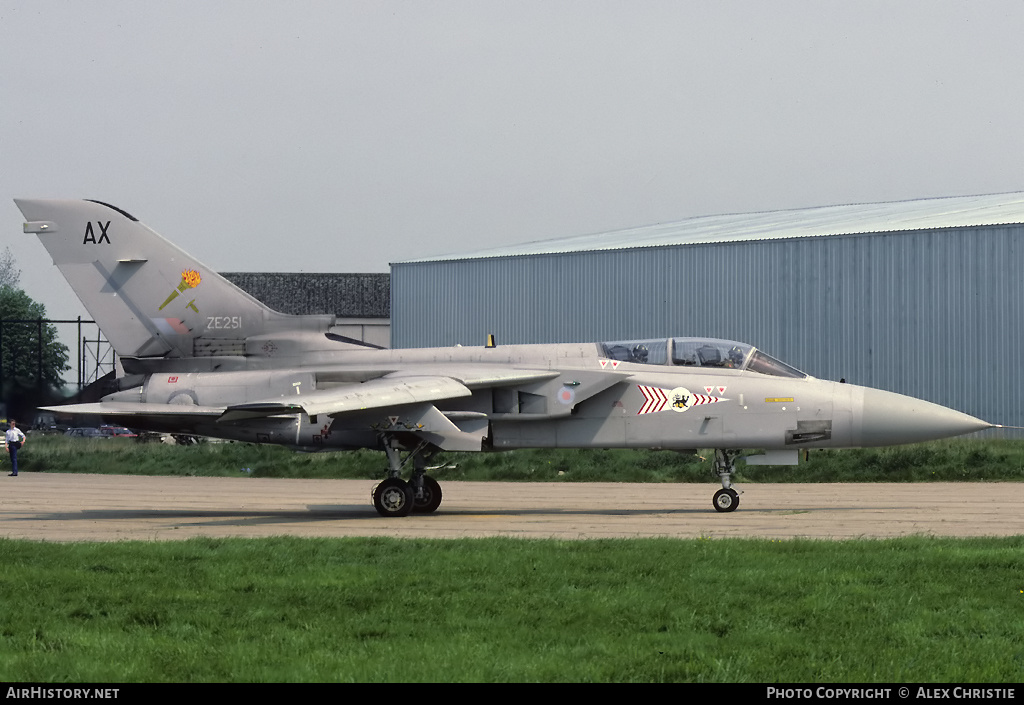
712 449 741 513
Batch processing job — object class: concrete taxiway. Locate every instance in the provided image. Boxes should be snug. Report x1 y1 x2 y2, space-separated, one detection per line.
1 474 1021 541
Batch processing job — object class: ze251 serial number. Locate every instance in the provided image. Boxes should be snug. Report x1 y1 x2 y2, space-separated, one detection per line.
206 316 242 330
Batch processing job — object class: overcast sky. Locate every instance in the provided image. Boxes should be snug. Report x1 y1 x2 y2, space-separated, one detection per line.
3 1 1024 353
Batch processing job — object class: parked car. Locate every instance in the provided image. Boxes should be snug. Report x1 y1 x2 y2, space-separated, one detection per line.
64 427 105 438
99 425 138 438
35 424 70 435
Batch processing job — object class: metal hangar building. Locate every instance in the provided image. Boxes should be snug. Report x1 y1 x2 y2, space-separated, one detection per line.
223 272 390 348
390 192 1024 430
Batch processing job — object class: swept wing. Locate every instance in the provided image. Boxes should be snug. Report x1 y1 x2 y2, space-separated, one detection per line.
219 375 475 421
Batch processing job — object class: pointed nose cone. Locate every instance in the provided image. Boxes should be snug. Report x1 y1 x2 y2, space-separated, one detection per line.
858 388 992 446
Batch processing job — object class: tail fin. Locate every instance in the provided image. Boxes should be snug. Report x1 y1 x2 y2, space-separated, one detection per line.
15 199 331 362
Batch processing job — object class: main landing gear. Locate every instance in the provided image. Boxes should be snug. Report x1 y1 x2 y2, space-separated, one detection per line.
711 449 741 513
371 437 444 517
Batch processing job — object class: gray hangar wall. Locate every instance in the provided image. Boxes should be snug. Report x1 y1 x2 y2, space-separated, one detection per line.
392 225 1024 429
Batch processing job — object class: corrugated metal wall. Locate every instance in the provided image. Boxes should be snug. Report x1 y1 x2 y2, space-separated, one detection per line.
392 225 1024 427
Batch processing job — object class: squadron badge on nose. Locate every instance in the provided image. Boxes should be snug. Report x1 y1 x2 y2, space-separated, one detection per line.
637 385 726 415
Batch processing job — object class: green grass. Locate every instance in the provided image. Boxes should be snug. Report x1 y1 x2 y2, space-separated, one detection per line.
8 438 1024 682
0 536 1021 682
17 434 1024 482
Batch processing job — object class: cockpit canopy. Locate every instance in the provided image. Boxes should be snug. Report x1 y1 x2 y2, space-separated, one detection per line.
599 337 807 379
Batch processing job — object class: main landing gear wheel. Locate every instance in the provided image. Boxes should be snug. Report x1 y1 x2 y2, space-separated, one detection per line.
411 475 442 514
372 478 415 517
713 488 740 513
375 436 444 517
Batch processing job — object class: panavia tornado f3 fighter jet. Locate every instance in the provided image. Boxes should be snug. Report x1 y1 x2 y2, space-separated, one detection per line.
15 199 994 515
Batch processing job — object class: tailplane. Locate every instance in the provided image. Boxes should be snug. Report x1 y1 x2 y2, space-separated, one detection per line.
15 199 332 363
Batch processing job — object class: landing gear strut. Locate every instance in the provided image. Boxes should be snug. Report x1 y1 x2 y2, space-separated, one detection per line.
371 436 444 517
712 449 741 513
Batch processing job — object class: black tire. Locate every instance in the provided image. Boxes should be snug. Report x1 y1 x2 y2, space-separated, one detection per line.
372 478 414 517
713 488 739 513
411 475 443 514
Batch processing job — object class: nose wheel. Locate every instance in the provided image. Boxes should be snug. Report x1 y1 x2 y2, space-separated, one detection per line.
712 449 741 512
713 487 740 512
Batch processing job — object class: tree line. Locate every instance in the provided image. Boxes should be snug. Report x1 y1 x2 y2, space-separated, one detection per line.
0 247 71 421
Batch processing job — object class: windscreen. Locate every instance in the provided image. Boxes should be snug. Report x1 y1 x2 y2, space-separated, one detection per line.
745 350 807 378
